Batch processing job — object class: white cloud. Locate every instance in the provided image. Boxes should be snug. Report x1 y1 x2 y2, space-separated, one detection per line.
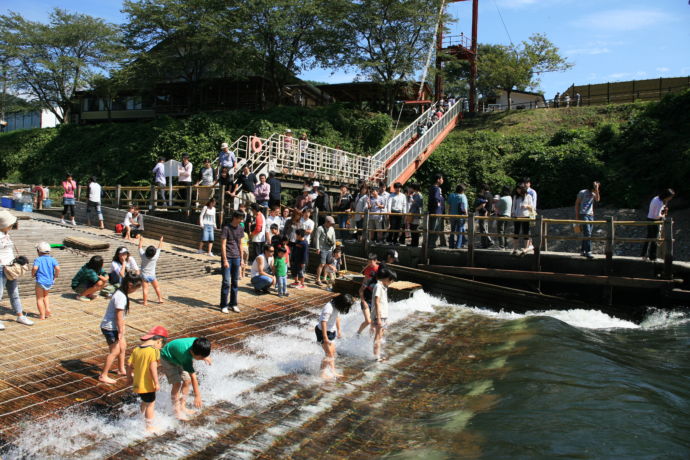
566 47 611 55
577 9 674 32
608 72 631 80
656 67 670 73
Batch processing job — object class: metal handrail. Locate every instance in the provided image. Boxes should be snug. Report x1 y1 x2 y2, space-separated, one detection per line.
371 104 436 165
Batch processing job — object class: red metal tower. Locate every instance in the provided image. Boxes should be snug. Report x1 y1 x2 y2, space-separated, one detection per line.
435 0 479 112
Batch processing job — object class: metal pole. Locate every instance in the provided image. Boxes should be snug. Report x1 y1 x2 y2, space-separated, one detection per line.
469 0 479 112
663 218 673 280
534 215 543 272
422 212 430 264
605 216 615 275
363 210 371 256
468 212 475 267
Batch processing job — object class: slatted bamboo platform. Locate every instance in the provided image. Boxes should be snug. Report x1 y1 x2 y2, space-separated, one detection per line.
0 214 337 449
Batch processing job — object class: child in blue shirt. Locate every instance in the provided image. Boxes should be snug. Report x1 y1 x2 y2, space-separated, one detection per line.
32 241 60 319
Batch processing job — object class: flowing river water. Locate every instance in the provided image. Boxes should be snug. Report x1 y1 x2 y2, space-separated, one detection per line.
5 291 690 459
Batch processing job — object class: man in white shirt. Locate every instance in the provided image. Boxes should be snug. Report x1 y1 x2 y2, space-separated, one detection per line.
299 208 315 246
314 216 337 286
86 176 104 229
178 154 194 207
265 206 282 242
385 182 407 245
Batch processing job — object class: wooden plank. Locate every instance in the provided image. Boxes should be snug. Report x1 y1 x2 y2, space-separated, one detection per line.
423 265 681 288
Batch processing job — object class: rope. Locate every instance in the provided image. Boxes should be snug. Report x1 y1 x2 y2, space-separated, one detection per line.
418 0 446 100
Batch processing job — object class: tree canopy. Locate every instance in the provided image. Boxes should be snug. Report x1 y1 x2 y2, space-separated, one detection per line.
446 33 571 108
0 8 124 123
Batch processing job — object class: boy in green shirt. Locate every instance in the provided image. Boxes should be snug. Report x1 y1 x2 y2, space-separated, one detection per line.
160 337 212 420
274 246 288 297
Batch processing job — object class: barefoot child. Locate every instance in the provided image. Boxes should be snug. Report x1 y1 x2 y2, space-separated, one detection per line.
356 253 379 335
315 294 352 380
32 242 60 319
372 267 396 362
139 236 164 305
98 273 143 384
160 337 212 420
127 325 169 433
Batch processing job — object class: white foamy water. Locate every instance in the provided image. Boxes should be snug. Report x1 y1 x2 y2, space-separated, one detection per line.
4 289 439 460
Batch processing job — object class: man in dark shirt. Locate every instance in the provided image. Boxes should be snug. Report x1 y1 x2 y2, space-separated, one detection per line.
428 173 445 248
234 164 258 206
267 171 282 208
290 228 309 289
312 181 331 225
220 211 245 313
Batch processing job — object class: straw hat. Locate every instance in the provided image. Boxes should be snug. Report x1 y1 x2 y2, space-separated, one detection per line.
0 210 17 229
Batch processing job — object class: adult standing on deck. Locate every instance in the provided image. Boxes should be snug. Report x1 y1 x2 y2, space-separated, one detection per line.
254 174 271 210
406 183 424 247
575 181 601 259
335 185 353 240
217 142 237 180
267 171 282 208
152 156 166 205
314 216 337 286
86 176 104 229
61 173 77 226
0 210 35 329
386 182 407 245
641 188 675 262
220 211 245 313
428 174 445 248
235 164 257 206
177 154 193 204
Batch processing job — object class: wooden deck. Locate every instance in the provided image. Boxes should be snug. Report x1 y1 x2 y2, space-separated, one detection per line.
0 215 337 446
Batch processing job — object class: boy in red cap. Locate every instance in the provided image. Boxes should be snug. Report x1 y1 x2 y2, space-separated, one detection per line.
127 325 169 433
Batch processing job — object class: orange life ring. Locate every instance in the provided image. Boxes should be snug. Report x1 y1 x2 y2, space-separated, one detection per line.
251 136 263 153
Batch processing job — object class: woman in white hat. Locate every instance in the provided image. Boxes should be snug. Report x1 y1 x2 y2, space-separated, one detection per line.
0 210 34 329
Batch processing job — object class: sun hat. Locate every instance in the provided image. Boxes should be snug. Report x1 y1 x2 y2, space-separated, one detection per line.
141 325 169 341
0 210 17 229
36 242 51 253
325 216 335 224
221 142 229 148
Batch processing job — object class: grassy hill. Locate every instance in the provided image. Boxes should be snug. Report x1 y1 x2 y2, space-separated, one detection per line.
414 90 690 209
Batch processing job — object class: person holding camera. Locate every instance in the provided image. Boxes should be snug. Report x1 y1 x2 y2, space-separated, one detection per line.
0 210 35 329
575 181 601 259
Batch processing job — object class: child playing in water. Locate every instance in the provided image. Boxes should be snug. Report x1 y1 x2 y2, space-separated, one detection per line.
323 247 343 288
315 294 352 380
372 267 396 362
274 246 289 297
160 337 212 420
356 253 380 335
32 242 60 319
139 236 164 306
98 273 142 384
127 325 169 433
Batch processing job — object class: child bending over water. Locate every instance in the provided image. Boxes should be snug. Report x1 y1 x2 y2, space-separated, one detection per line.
315 294 352 380
160 337 212 420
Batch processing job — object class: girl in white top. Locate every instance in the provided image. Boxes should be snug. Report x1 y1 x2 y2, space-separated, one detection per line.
109 246 140 286
315 294 352 380
371 267 396 362
511 183 535 254
198 198 218 256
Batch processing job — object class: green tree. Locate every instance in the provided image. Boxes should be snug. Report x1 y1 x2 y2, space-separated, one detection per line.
122 0 253 110
331 0 444 112
447 34 571 109
0 9 124 123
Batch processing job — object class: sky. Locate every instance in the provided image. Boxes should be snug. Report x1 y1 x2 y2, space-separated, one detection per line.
3 0 690 98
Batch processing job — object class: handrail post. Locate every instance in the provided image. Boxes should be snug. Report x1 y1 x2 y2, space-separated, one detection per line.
542 219 548 252
363 210 370 255
219 187 226 225
534 215 543 272
115 185 121 209
422 212 430 264
468 212 475 267
76 184 82 202
605 216 615 275
186 186 193 215
149 183 156 210
663 217 673 280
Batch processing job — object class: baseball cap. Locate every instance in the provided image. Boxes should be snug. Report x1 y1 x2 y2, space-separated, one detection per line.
141 325 169 341
286 128 292 133
325 216 335 224
312 181 320 188
36 241 51 253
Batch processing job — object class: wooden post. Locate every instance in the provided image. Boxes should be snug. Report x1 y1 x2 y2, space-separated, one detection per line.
605 216 615 275
542 219 549 252
219 187 226 225
76 185 82 202
149 184 156 210
663 218 673 280
115 185 121 209
363 209 371 256
468 212 475 267
422 212 430 264
534 215 543 271
186 186 193 214
127 189 133 208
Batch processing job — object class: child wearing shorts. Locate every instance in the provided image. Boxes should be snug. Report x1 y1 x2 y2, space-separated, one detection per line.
198 198 217 256
160 337 212 420
372 267 396 362
139 236 164 306
32 242 60 319
315 294 351 380
127 325 169 433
